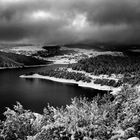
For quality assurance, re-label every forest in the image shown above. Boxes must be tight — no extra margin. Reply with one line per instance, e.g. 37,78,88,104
25,69,124,88
71,55,140,75
94,79,123,88
26,68,92,83
70,55,140,86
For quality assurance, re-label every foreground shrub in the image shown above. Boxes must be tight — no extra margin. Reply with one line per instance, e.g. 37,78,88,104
0,103,38,140
0,86,140,140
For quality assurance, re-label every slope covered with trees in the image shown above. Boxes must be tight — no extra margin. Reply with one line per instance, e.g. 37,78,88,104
0,51,49,68
71,55,140,75
0,55,23,68
71,55,140,86
26,68,92,83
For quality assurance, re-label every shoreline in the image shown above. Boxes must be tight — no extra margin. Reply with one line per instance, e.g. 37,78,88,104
0,64,53,70
20,74,122,94
0,62,69,70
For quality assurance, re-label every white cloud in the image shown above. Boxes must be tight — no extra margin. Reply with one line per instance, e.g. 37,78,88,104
32,11,55,20
71,14,89,30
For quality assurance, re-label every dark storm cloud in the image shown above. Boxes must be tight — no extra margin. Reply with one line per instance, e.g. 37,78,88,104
0,0,140,44
86,0,140,25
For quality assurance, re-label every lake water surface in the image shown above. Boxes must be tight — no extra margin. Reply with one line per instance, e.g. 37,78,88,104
0,65,107,120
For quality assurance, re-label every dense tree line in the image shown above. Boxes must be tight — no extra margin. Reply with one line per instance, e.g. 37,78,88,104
71,55,140,75
94,79,123,88
70,55,140,85
33,45,61,58
26,69,92,83
25,70,124,87
123,75,140,86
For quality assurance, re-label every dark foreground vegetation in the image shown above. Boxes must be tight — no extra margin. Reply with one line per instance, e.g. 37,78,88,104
0,86,140,140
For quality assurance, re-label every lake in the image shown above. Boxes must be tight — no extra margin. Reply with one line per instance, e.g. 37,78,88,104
0,65,107,120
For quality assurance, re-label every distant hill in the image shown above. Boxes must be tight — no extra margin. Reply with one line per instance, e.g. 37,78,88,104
64,42,140,51
0,51,48,69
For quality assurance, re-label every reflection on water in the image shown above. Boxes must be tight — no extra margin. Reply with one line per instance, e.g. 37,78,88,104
0,66,107,120
24,78,35,83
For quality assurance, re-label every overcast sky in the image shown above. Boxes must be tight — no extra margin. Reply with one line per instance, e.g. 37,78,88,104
0,0,140,44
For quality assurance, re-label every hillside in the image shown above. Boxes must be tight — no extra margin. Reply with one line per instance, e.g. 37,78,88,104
0,55,23,68
69,55,140,87
0,51,49,69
